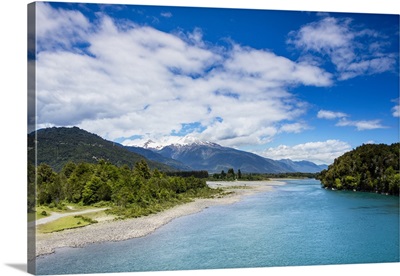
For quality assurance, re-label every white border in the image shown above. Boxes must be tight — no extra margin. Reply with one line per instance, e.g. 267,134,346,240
0,1,398,276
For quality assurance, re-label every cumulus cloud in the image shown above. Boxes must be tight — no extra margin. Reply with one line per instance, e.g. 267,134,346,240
36,2,91,52
35,2,333,148
288,16,397,80
262,140,352,165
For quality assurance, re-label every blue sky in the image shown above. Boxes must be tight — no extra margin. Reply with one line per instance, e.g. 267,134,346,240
33,2,399,164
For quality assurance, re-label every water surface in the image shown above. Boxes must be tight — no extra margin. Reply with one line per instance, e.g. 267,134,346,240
36,179,399,274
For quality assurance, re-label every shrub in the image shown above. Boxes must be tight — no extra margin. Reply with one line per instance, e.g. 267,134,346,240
74,215,98,224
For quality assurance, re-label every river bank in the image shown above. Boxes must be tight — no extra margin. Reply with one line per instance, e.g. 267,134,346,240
35,180,284,257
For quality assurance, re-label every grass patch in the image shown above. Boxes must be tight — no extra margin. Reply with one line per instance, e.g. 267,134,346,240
34,202,100,218
37,215,97,234
80,210,114,222
28,206,51,222
35,206,52,220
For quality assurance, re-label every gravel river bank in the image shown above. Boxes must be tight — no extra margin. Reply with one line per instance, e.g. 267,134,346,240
35,180,284,257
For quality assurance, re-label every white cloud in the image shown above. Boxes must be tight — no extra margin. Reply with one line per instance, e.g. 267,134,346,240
336,119,387,131
392,106,400,117
392,98,400,117
262,140,352,165
36,2,91,52
317,109,348,120
223,45,332,87
288,16,397,80
35,3,334,149
317,109,388,132
289,17,353,53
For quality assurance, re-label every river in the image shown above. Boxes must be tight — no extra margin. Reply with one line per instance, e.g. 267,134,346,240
36,179,399,274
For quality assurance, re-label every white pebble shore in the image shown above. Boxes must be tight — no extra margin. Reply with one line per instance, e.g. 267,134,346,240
35,181,283,257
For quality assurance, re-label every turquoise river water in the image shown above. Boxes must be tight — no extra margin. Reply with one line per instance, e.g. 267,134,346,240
36,179,399,274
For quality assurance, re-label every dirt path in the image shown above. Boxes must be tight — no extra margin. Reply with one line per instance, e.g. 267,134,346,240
35,207,109,226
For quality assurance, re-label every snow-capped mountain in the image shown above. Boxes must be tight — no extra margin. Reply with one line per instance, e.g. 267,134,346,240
125,135,327,173
143,141,327,173
139,136,215,150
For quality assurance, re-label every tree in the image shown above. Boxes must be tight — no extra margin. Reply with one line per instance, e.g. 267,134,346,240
153,168,162,178
237,169,242,179
64,162,93,203
36,164,60,205
344,175,358,190
334,178,342,190
82,175,102,205
227,168,235,180
134,160,151,179
111,165,138,207
61,161,76,179
220,170,226,179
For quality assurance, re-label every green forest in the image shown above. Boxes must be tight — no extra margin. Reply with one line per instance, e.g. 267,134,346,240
317,143,399,195
28,160,223,218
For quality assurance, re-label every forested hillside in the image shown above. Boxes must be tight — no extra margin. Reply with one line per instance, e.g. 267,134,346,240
317,143,399,195
125,145,191,171
28,127,174,172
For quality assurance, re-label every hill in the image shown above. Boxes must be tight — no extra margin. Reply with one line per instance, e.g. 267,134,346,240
317,143,399,195
124,146,191,171
28,127,175,172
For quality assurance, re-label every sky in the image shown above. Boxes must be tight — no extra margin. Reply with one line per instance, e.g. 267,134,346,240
32,1,399,165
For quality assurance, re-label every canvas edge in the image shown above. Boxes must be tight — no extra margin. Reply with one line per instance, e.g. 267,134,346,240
27,2,37,274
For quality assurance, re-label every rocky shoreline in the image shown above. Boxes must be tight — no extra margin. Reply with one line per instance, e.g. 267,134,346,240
35,180,284,257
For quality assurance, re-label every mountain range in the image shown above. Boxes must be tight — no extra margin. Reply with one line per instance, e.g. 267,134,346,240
28,127,327,173
133,140,327,173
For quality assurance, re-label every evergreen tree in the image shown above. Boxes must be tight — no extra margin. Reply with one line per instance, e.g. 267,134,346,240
237,169,242,179
220,170,226,179
134,160,151,179
227,168,235,180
